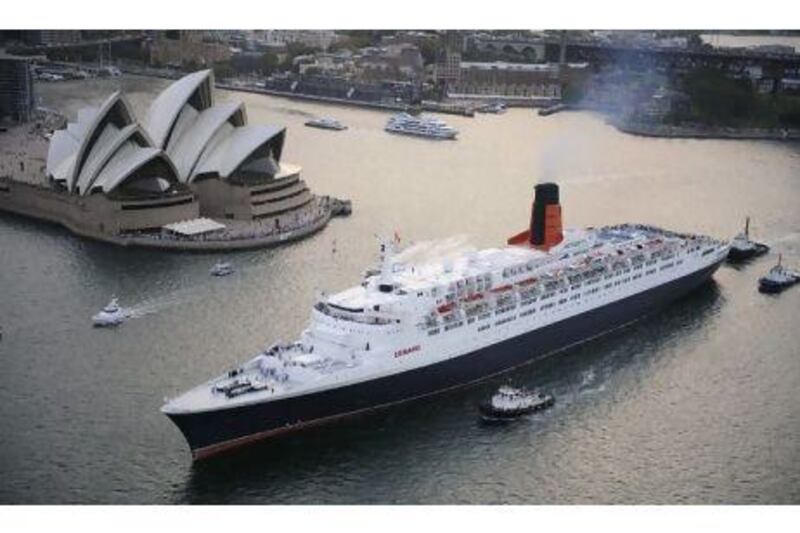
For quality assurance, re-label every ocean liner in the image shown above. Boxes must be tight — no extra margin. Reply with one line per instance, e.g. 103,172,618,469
162,183,729,459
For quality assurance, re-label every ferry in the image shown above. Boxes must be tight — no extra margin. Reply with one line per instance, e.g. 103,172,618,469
385,113,458,140
162,183,729,460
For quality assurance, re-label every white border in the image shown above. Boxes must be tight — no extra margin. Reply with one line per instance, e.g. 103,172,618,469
3,0,799,527
2,0,798,30
5,505,800,532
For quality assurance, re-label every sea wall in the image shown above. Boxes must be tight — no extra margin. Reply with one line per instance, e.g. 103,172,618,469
0,178,341,252
613,120,800,140
0,178,196,242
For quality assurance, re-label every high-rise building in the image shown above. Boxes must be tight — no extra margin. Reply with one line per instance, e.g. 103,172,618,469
0,55,35,124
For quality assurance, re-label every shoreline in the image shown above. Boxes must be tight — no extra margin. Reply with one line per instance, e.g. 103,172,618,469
612,120,800,140
117,67,488,116
0,178,349,253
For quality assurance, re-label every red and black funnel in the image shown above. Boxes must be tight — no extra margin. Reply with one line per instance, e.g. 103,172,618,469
508,182,564,251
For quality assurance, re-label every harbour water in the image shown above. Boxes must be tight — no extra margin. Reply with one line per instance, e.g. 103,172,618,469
1,76,799,503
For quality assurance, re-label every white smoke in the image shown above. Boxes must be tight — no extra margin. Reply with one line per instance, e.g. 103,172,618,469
394,234,476,267
538,128,594,184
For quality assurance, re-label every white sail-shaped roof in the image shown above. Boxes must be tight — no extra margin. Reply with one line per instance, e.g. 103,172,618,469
145,69,214,149
145,70,292,184
192,125,286,178
45,69,293,199
165,101,246,182
46,90,180,197
91,145,176,194
76,124,154,195
46,92,139,193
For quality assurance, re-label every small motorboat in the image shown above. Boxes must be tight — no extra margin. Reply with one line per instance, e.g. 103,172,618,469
304,117,347,131
210,262,234,277
758,255,799,293
728,217,769,262
479,385,555,421
92,297,128,327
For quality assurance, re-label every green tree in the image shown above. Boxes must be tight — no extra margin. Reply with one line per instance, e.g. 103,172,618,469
259,51,279,75
682,68,756,125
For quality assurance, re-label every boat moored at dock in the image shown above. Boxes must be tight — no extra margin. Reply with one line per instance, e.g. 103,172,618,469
162,182,729,460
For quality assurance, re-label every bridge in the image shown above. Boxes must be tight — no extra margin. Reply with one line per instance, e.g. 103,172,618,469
470,35,800,73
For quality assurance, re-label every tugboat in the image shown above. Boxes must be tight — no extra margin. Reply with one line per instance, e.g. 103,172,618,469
304,117,347,131
728,217,769,262
479,385,555,422
758,255,799,293
92,297,128,327
210,262,234,277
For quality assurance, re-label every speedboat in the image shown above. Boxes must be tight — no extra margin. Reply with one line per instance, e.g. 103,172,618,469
758,255,799,293
305,117,347,131
210,262,234,277
728,217,769,262
92,297,128,327
479,385,555,421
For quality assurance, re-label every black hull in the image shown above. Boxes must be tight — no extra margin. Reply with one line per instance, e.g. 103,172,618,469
727,243,769,262
479,398,555,420
758,278,796,293
167,259,724,460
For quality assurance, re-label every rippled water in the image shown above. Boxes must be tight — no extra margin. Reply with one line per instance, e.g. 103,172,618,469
1,76,799,503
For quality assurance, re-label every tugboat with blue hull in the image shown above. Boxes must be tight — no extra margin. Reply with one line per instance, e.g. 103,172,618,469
758,255,799,293
162,182,729,460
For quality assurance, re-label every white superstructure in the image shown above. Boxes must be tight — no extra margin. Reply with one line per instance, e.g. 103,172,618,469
164,224,729,415
385,113,458,139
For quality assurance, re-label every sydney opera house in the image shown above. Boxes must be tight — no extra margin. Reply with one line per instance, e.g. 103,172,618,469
1,66,335,249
